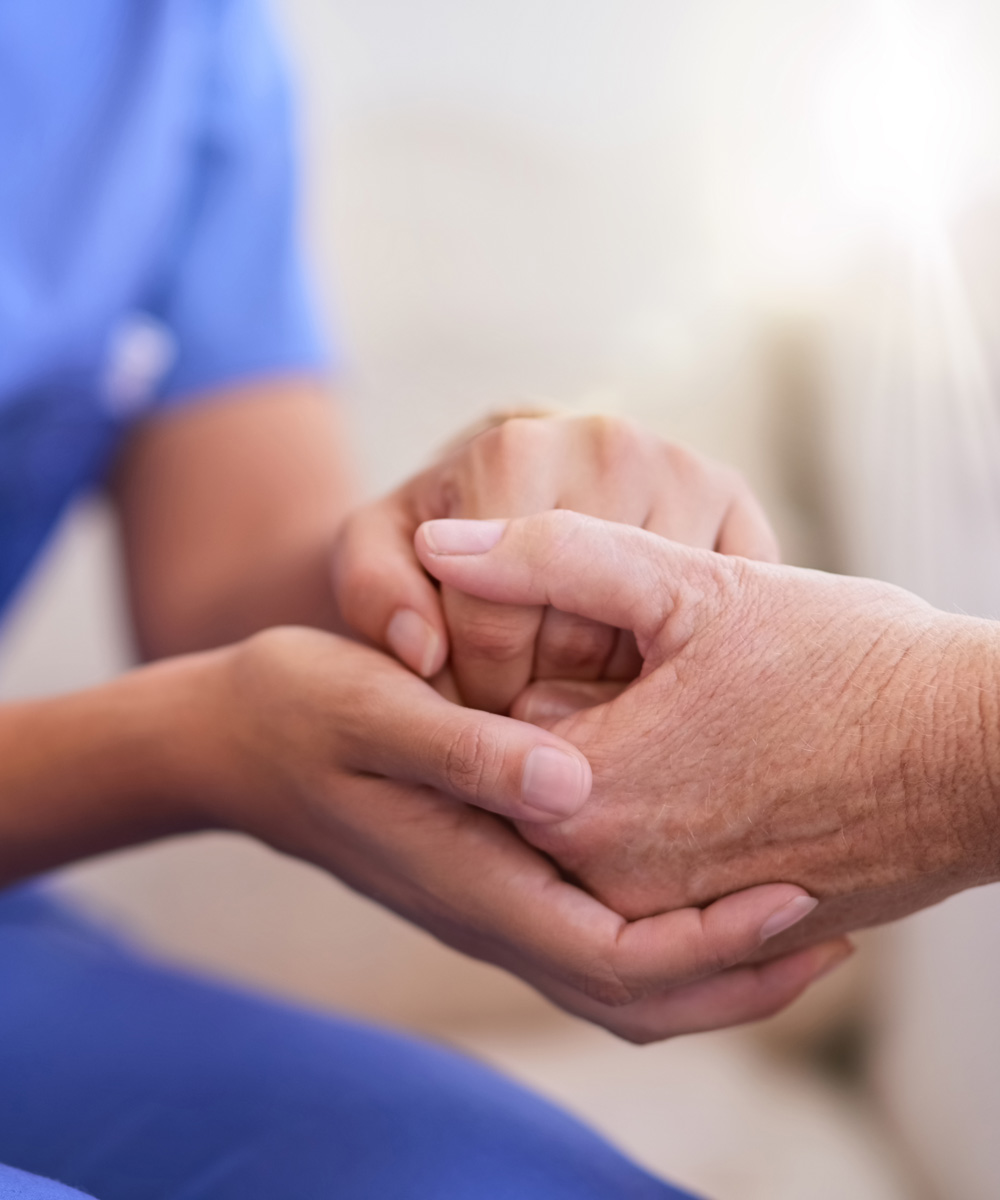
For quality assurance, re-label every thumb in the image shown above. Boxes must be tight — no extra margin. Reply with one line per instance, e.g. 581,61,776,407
415,511,714,647
365,677,594,824
332,498,449,678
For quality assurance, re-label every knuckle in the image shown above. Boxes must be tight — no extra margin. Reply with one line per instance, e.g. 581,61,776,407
238,625,303,671
711,554,753,614
584,978,634,1009
698,916,742,975
538,507,585,541
576,960,636,1009
455,611,530,664
662,441,710,485
440,722,500,801
485,417,549,465
679,906,732,975
231,626,333,709
583,415,644,470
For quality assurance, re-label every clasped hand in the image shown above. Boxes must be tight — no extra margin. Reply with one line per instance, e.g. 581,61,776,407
417,509,999,963
276,415,850,1042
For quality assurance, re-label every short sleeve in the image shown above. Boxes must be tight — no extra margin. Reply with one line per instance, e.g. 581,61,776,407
151,0,334,406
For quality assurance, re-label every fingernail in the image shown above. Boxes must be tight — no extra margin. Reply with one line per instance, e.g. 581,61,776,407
386,608,441,677
422,519,506,555
520,686,587,725
759,895,819,943
813,942,855,982
521,746,590,818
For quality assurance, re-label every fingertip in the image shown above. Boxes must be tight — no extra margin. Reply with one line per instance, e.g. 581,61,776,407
513,683,590,726
716,495,782,564
809,938,855,982
711,882,812,932
690,884,819,974
418,518,508,557
520,742,592,821
758,893,819,943
386,607,448,677
335,506,450,662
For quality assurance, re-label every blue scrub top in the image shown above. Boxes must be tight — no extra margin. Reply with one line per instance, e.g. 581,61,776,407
0,0,332,620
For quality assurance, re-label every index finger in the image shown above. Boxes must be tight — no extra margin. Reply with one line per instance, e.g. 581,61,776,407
442,585,544,714
332,492,450,677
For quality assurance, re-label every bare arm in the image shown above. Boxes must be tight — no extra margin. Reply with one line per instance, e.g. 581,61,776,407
110,376,357,659
2,377,359,879
0,658,208,885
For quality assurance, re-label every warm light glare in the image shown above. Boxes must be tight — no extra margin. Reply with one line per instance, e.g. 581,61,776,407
822,1,986,239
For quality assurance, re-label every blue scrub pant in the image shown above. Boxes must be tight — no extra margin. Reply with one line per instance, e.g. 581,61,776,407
0,886,700,1200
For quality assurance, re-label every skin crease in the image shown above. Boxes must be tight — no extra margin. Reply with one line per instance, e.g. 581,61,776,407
416,510,1000,961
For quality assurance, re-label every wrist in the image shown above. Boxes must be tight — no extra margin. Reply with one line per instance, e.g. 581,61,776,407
62,652,231,839
157,629,334,847
891,614,1000,892
139,643,273,837
0,652,225,885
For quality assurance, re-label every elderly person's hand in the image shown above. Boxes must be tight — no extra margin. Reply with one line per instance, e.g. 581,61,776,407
416,512,1000,957
331,414,778,713
161,628,845,1040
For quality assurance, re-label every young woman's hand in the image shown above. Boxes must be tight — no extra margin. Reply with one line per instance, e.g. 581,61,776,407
331,414,778,713
171,627,846,1041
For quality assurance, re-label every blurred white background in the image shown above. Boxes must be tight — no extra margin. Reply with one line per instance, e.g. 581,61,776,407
5,0,1000,1196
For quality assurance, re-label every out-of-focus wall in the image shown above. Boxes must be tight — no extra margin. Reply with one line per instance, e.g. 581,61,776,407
817,217,1000,1200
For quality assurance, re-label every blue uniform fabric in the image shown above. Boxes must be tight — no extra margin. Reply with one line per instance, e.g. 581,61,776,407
0,1165,93,1200
0,6,704,1197
0,0,329,619
0,887,699,1200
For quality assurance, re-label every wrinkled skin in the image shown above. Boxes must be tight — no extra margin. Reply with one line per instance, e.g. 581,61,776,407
417,511,1000,958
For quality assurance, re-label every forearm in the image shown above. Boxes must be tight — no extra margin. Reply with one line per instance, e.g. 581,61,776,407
0,656,219,887
113,379,358,659
157,532,349,655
